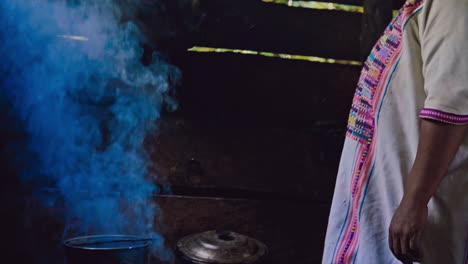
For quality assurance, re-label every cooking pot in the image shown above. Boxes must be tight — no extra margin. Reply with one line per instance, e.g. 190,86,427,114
177,230,267,264
64,235,150,264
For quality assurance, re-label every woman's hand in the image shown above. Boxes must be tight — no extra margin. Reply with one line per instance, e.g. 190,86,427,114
388,119,468,263
389,197,428,263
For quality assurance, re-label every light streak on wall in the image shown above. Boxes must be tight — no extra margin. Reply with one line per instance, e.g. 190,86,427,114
56,35,89,41
261,0,364,13
261,0,400,17
188,46,363,66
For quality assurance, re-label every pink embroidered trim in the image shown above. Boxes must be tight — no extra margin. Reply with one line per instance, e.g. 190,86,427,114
333,1,425,263
419,108,468,125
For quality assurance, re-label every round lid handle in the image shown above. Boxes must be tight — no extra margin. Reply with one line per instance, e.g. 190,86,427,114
177,230,267,264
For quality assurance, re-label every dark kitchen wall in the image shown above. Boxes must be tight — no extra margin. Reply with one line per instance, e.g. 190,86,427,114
149,0,362,200
0,100,65,264
141,0,405,263
0,0,405,263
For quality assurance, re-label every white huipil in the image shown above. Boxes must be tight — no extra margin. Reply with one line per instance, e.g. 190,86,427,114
322,0,468,263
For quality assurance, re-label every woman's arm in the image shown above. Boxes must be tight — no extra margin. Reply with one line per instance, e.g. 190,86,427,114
389,119,468,263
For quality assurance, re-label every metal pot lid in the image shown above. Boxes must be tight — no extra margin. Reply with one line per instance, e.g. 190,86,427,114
177,230,267,264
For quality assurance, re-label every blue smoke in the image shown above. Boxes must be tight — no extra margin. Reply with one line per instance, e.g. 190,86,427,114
0,0,179,260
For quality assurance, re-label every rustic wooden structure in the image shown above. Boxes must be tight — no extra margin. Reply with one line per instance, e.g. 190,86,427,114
143,0,408,263
361,0,402,59
1,0,409,263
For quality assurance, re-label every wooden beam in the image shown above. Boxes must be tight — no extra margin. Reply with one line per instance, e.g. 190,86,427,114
138,0,363,60
137,0,405,59
198,0,363,60
149,107,349,200
360,0,393,60
172,52,360,125
286,0,362,5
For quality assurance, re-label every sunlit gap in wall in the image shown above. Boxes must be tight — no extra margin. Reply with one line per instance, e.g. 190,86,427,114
261,0,400,16
262,0,363,12
58,37,363,66
56,35,89,41
188,46,363,66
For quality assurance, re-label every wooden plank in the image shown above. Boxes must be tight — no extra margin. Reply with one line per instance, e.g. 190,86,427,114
286,0,362,5
135,0,405,60
361,0,394,59
172,52,360,125
148,115,347,200
251,0,406,11
138,0,363,61
258,0,406,9
146,51,362,198
196,0,362,60
154,196,331,264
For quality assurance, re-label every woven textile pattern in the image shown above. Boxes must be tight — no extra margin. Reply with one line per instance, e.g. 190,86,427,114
346,0,422,144
333,1,425,263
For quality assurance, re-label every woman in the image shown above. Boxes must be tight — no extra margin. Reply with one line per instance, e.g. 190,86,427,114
322,0,468,263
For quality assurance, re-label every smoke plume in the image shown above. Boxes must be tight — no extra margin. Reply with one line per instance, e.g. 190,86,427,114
0,0,179,260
